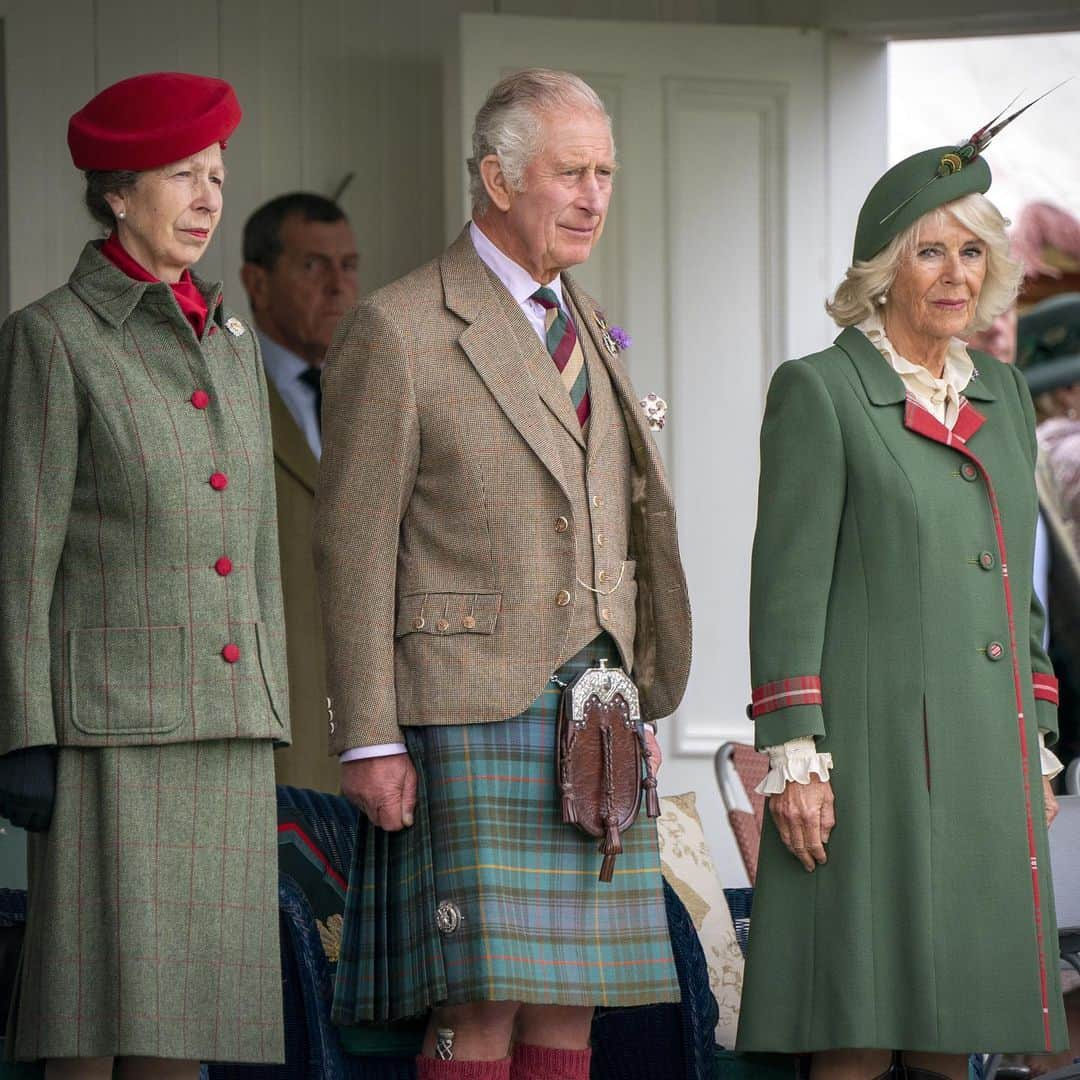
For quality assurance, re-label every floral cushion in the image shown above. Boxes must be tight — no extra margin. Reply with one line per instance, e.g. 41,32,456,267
657,791,745,1048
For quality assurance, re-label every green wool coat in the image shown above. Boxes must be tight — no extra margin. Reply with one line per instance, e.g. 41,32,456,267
0,241,290,1061
737,326,1068,1055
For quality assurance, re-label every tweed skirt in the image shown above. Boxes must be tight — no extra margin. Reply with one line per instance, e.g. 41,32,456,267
10,740,283,1063
331,634,679,1023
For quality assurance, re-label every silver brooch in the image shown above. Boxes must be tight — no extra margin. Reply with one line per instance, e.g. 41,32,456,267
225,316,246,337
435,900,461,935
640,393,668,431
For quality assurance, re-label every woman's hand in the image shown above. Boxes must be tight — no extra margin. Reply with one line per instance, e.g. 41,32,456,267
769,776,835,872
1043,775,1059,828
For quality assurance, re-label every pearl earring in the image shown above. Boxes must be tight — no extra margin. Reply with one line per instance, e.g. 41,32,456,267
876,293,888,305
117,210,126,220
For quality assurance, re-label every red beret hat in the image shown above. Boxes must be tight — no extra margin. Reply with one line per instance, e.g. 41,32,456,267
68,71,241,171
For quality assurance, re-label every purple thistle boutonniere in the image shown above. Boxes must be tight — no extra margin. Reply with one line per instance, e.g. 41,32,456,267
609,325,632,351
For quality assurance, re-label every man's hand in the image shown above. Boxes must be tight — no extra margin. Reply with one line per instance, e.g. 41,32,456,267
768,776,835,872
644,727,662,772
1043,775,1059,829
342,753,418,832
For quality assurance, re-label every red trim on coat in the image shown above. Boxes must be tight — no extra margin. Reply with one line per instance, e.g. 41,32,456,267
1032,673,1060,706
751,676,823,718
903,395,1053,1050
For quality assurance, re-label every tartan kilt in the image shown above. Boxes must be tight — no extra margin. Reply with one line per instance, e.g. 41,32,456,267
9,739,283,1063
331,634,679,1023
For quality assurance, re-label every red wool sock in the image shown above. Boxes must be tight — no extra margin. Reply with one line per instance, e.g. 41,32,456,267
415,1056,512,1079
511,1043,592,1080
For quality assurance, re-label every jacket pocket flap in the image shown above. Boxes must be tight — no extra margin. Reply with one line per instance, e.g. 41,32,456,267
68,625,187,736
395,593,501,637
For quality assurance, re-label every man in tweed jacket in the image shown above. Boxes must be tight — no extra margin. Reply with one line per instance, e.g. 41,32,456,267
315,69,691,1080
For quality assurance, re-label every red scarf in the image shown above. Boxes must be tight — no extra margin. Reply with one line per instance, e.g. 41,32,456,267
101,232,211,338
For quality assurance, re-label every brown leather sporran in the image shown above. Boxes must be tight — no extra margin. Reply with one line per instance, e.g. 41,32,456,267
557,660,661,882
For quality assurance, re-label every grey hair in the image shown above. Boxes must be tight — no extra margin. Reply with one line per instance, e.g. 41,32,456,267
467,68,613,213
826,192,1023,333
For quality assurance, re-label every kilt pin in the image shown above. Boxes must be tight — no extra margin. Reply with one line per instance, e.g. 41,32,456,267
0,242,290,1062
314,226,693,1020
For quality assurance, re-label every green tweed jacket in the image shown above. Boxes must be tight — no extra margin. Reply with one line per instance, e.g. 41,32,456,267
0,241,290,752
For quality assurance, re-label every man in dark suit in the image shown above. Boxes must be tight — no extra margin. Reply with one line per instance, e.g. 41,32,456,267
241,193,359,791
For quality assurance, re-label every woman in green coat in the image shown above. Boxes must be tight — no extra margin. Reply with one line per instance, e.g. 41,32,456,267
0,74,290,1077
736,143,1069,1077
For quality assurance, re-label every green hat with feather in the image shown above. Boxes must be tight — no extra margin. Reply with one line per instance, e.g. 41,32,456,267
852,85,1063,264
852,146,991,263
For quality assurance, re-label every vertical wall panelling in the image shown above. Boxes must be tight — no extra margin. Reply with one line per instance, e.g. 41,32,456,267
0,19,9,319
221,0,305,317
3,3,95,311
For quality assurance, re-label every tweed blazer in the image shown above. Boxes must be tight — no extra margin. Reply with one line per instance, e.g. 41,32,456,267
314,227,692,751
0,242,290,753
264,376,337,791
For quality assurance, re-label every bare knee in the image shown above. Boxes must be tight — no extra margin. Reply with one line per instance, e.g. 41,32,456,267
515,1004,594,1050
422,1000,520,1060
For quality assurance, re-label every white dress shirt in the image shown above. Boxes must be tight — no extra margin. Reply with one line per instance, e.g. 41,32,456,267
757,315,1062,793
258,331,323,460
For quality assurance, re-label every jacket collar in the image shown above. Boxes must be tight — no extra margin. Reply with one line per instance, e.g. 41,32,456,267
836,323,997,405
67,240,224,332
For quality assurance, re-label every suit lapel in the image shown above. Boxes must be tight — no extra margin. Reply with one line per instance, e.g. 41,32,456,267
443,228,571,496
266,377,318,493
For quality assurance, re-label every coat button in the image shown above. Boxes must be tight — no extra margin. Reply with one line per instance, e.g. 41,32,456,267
601,607,612,620
596,534,607,547
592,495,604,508
190,390,210,409
462,615,477,630
555,589,571,607
978,550,996,571
960,462,978,482
222,643,241,663
554,515,569,533
986,641,1005,661
413,616,426,630
214,556,233,576
598,569,609,583
210,471,228,491
435,618,450,633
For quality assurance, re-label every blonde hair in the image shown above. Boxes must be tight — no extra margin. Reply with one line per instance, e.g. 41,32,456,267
826,192,1022,333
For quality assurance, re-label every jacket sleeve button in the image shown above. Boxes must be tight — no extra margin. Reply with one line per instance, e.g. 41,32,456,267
555,589,571,607
554,516,569,533
462,616,477,629
435,618,450,633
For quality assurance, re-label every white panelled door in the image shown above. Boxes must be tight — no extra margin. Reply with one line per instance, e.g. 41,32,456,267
448,13,884,881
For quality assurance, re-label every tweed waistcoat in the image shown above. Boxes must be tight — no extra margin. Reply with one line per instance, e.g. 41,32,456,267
0,242,290,753
533,289,636,667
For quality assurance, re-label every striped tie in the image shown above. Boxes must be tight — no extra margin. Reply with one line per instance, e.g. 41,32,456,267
532,286,590,431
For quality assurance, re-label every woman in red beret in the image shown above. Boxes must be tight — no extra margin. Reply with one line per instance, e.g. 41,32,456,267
0,72,290,1077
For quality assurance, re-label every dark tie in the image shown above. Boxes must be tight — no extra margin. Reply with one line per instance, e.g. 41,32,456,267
299,366,323,431
531,286,590,430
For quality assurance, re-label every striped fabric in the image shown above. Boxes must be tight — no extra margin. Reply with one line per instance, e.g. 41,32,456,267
1032,673,1060,705
750,676,823,718
532,285,591,430
331,634,679,1023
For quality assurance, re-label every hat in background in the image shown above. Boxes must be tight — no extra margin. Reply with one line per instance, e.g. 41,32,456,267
1016,292,1080,395
68,71,241,172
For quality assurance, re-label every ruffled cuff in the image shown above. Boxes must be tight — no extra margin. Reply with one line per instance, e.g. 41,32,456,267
754,735,834,795
1039,729,1064,780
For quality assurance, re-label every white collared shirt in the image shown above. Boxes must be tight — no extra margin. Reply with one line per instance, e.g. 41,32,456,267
857,311,974,430
257,331,322,460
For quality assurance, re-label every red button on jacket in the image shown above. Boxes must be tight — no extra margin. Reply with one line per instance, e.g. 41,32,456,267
209,471,228,491
221,643,240,663
190,390,210,409
214,556,233,577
